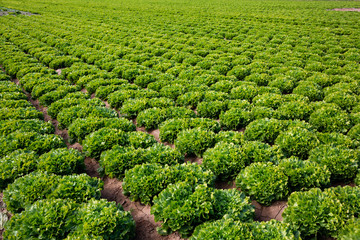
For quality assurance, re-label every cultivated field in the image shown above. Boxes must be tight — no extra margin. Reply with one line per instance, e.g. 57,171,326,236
0,0,359,239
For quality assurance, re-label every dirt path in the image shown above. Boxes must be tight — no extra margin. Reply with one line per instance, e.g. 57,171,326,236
331,8,360,12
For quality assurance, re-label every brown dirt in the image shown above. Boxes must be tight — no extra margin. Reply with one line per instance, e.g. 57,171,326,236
103,100,111,108
214,180,236,189
69,142,83,152
0,193,11,240
0,10,38,16
81,88,88,94
254,200,287,221
149,129,161,142
0,193,4,240
84,157,100,178
184,156,203,164
331,8,360,12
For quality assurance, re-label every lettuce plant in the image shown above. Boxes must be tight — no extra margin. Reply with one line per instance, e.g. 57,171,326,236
190,219,300,240
220,108,251,130
202,142,246,180
278,157,331,191
0,119,54,135
68,117,135,144
175,128,216,157
122,162,214,205
244,118,285,144
309,106,352,133
0,150,37,190
37,148,85,175
99,144,183,179
308,144,359,181
235,162,289,206
82,128,129,159
3,172,103,213
275,126,320,159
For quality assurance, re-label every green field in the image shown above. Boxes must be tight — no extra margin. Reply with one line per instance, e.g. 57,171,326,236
0,0,360,239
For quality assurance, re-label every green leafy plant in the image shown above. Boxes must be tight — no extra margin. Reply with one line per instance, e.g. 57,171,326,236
57,105,118,129
151,183,216,236
151,182,254,237
175,128,216,157
241,140,283,164
3,172,103,213
235,162,289,205
220,108,251,130
39,85,79,106
0,150,37,190
159,118,220,143
0,131,66,157
268,76,295,94
278,157,331,191
137,106,195,130
0,119,54,135
190,219,300,240
122,162,214,205
85,78,128,94
317,132,357,149
250,106,275,120
128,131,157,148
310,106,352,134
202,142,246,180
70,199,135,240
0,107,43,121
308,144,359,181
82,128,129,159
275,126,320,159
3,199,78,240
37,148,85,175
324,91,358,112
292,81,323,101
47,97,101,119
99,144,183,179
348,124,360,141
68,117,135,144
275,100,314,121
244,118,285,144
283,186,360,238
0,99,31,109
177,91,204,109
120,98,149,118
337,218,360,240
252,93,284,109
230,84,258,102
215,131,244,145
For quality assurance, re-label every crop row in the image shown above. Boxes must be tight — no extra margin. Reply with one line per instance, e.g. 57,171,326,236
0,68,136,239
1,18,360,238
0,33,298,239
1,0,360,238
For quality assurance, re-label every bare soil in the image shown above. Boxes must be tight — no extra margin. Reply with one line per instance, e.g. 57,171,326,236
331,8,360,12
0,193,11,240
0,10,38,16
